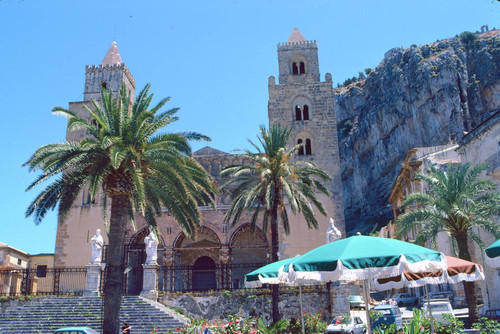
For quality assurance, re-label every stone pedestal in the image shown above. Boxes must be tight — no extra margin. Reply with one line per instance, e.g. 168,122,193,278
10,272,22,296
330,282,350,317
30,276,39,295
140,263,159,300
84,263,102,296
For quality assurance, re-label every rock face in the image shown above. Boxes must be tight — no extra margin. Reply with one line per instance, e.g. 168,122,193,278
335,30,500,233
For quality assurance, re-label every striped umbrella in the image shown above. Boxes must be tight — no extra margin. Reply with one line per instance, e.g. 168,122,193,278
372,255,484,290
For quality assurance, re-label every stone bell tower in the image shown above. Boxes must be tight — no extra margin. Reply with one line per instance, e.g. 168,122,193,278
268,28,345,257
54,42,136,267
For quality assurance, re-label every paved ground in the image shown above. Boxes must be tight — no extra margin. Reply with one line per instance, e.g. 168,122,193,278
350,306,469,325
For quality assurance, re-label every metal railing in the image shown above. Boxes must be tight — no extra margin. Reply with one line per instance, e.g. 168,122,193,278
0,267,87,296
158,262,266,292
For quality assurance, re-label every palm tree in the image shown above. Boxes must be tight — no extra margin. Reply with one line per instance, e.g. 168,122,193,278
395,162,500,324
24,84,217,334
221,124,332,322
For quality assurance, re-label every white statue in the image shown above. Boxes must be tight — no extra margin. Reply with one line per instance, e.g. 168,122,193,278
326,217,342,243
144,228,159,265
90,229,104,264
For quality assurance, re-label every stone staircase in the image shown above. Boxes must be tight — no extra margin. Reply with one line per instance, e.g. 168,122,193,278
0,296,187,334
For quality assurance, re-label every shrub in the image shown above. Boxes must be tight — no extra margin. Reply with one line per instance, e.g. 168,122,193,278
472,317,500,334
459,31,477,45
303,312,327,334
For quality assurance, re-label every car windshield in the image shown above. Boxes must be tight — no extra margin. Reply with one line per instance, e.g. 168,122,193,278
377,309,395,315
331,316,352,325
350,296,363,301
430,304,451,312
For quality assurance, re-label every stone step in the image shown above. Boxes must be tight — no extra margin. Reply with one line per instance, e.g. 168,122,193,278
0,296,186,334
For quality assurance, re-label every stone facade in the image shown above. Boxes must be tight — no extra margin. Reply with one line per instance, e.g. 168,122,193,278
54,30,346,301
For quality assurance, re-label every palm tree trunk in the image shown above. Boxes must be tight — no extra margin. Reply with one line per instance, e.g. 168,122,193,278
455,232,479,325
103,195,130,334
270,194,280,323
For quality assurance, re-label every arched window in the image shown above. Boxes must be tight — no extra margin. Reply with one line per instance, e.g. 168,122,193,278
297,139,304,155
101,82,107,90
292,62,299,75
299,62,305,74
303,105,309,120
295,105,302,121
305,139,312,155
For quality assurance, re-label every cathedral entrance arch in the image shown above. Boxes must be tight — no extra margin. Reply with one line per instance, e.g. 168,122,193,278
230,223,268,289
192,256,217,291
172,225,221,291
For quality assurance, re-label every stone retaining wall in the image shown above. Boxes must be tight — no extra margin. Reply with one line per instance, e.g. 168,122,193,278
159,284,350,322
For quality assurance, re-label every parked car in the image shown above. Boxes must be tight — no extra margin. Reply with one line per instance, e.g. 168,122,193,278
419,293,451,306
326,316,366,334
349,295,367,310
485,309,500,321
53,328,99,334
391,293,418,306
422,300,455,321
371,304,403,329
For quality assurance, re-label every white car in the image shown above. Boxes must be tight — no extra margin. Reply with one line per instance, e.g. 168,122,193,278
423,300,455,321
391,293,418,306
326,316,366,334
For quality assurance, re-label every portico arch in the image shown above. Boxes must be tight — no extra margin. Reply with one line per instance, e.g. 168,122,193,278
229,223,269,288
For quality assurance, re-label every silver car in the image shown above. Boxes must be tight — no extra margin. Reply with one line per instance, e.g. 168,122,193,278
326,316,366,334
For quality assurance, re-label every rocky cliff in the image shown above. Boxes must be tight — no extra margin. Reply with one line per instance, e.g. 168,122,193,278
335,30,500,233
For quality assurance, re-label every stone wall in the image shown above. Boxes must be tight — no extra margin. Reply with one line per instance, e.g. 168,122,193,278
159,285,350,322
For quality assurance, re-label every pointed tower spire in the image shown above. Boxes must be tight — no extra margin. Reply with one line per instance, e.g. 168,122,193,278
101,41,122,66
287,28,307,44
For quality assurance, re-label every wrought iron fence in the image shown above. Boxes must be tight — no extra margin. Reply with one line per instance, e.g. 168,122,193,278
159,262,266,292
0,262,268,296
0,267,87,296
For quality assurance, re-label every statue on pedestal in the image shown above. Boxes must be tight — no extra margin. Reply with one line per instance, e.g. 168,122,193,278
326,217,342,243
90,229,104,264
144,228,159,265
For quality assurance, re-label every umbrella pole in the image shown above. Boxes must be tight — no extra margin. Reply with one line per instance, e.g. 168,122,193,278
362,279,372,334
299,284,305,334
425,284,434,334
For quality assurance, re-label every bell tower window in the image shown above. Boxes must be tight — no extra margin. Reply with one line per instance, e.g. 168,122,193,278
295,105,302,121
303,105,309,120
299,62,305,74
292,62,299,75
294,104,310,121
297,139,304,155
305,139,312,155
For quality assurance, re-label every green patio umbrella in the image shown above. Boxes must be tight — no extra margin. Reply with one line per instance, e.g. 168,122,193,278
282,235,447,334
485,239,500,269
244,257,296,288
284,235,446,282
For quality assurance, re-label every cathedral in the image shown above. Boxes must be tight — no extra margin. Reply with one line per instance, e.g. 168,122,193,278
55,28,345,293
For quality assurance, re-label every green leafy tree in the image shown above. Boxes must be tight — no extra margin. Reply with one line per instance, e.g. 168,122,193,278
395,163,500,324
24,84,216,334
221,124,331,322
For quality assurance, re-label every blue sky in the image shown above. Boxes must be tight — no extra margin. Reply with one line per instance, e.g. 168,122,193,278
1,0,498,255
